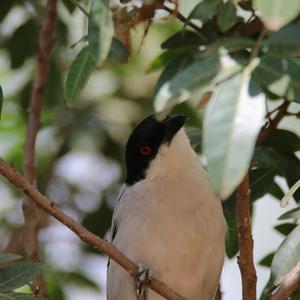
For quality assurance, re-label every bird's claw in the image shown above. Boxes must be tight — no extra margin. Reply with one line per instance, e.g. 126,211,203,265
135,263,153,297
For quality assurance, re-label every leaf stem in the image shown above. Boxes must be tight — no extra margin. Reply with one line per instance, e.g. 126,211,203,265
250,28,267,61
281,179,300,208
69,0,90,17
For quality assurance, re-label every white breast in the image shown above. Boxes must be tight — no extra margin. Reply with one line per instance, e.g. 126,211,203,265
107,130,226,300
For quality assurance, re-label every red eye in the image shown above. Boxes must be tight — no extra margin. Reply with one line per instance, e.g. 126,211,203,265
140,146,152,156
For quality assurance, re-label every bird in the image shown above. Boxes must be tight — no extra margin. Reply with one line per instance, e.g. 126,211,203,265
107,114,226,300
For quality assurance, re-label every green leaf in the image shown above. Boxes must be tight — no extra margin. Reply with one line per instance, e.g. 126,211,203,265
161,31,205,49
253,58,300,102
254,0,300,31
279,207,300,220
0,293,43,300
264,25,300,57
0,254,21,265
269,181,285,200
279,155,300,201
217,1,237,32
264,129,300,154
65,46,94,101
203,72,265,199
252,147,281,169
107,37,128,64
154,55,220,113
275,223,297,235
7,20,37,69
259,252,275,267
250,169,277,201
88,0,113,65
146,50,184,73
0,85,3,121
188,0,219,23
210,37,255,53
154,53,194,94
0,263,41,292
270,224,300,288
224,210,239,258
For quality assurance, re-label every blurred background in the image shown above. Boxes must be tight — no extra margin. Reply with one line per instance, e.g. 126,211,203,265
1,1,300,299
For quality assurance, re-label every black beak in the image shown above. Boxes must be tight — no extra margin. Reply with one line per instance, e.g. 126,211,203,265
163,114,187,143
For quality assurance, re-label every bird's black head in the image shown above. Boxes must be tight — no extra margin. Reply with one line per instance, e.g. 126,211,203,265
125,114,187,185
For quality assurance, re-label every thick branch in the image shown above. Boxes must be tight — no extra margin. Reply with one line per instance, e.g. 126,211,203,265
0,158,186,300
23,0,57,296
268,261,300,300
236,173,257,300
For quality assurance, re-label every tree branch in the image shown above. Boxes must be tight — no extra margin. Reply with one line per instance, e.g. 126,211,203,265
268,260,300,300
23,0,57,296
236,173,257,300
257,100,290,144
0,157,186,300
163,6,207,41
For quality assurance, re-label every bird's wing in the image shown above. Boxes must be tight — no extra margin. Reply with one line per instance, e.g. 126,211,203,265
110,184,127,242
107,185,127,268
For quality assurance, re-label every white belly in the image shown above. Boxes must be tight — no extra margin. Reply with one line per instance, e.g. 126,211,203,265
107,175,226,300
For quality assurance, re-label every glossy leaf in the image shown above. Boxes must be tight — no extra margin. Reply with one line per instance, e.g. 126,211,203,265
0,293,43,300
0,263,41,292
270,224,300,287
188,0,219,23
250,169,277,201
88,0,113,64
265,25,300,57
264,129,300,153
254,0,300,31
7,20,37,69
161,31,205,49
275,223,297,235
154,53,194,93
253,58,300,102
0,253,21,265
203,72,265,199
146,50,184,73
209,37,255,53
65,46,94,101
217,1,237,32
279,206,300,220
259,252,275,267
279,155,300,202
154,55,220,113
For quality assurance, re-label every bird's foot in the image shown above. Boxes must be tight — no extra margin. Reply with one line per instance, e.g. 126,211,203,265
135,263,153,297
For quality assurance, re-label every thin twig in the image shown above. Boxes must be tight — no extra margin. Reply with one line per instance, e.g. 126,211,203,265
0,158,186,300
163,6,207,40
236,173,257,300
23,0,58,296
68,0,90,17
250,28,267,61
257,100,289,144
268,260,300,300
